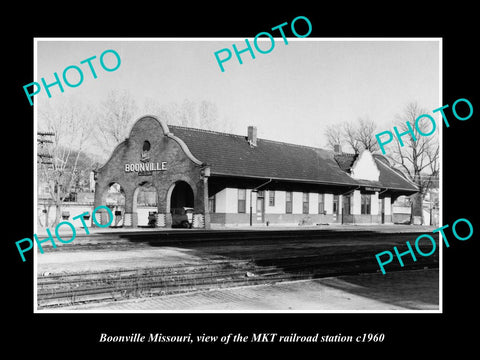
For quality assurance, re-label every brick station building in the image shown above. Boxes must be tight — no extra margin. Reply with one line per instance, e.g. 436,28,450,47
92,115,418,228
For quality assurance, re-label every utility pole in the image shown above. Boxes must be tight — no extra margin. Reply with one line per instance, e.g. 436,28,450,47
37,131,55,227
37,131,54,165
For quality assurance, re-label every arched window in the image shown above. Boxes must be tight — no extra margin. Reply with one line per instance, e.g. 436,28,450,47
143,140,151,151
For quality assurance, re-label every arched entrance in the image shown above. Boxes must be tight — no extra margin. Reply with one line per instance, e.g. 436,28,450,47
133,182,158,227
167,181,195,228
92,116,210,229
106,182,125,227
170,181,194,209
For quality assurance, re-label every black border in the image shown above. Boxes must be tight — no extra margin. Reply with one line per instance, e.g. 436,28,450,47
7,5,479,355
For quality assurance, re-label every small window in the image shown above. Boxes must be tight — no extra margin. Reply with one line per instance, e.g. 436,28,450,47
285,191,292,214
333,195,339,214
318,193,325,214
208,195,215,213
361,194,371,215
143,140,151,151
238,189,246,213
302,192,309,214
269,191,275,206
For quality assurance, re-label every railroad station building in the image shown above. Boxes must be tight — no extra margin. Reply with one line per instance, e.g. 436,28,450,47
92,115,418,228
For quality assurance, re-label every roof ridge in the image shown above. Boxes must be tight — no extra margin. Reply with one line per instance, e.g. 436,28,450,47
168,124,244,139
168,124,334,152
334,151,358,157
258,137,328,151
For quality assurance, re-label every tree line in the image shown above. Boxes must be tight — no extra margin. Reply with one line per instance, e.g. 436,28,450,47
37,90,230,227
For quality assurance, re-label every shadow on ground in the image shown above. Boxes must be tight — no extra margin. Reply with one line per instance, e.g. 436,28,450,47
118,229,439,278
317,269,439,310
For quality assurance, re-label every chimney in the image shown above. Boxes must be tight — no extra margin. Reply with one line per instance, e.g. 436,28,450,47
247,126,257,147
334,144,342,154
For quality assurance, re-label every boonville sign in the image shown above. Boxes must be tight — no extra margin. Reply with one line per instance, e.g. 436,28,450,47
124,162,167,173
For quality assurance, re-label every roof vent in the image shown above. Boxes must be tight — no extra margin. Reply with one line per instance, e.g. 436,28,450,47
247,126,257,147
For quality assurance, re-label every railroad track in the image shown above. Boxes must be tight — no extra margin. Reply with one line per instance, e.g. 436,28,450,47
37,260,297,307
37,229,439,308
36,228,426,252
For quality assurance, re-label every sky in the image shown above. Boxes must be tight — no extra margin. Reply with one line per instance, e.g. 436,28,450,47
36,38,440,151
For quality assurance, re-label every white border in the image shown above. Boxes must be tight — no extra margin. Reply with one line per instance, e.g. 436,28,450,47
33,42,38,312
33,37,443,314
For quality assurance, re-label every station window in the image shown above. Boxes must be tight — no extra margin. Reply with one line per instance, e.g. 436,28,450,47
238,189,246,213
269,191,275,206
333,195,339,214
285,191,292,214
208,195,216,213
361,194,371,214
318,193,325,214
343,194,351,215
302,192,309,214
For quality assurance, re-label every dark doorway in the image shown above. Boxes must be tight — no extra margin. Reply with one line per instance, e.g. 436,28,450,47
256,191,265,223
379,197,385,224
342,194,352,224
170,181,194,209
333,195,340,223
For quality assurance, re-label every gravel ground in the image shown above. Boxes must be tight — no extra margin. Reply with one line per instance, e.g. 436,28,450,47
36,226,440,312
58,268,439,312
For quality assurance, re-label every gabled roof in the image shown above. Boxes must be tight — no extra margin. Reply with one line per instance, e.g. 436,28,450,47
375,157,418,192
168,125,418,193
333,152,358,173
334,151,418,192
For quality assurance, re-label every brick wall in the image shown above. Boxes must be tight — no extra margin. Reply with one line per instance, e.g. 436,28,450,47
93,116,208,228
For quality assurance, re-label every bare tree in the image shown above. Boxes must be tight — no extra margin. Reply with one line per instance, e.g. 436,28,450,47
198,100,220,130
38,99,95,227
324,124,342,150
356,117,379,152
387,102,439,224
95,89,139,154
142,98,231,132
342,121,361,154
324,117,379,153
